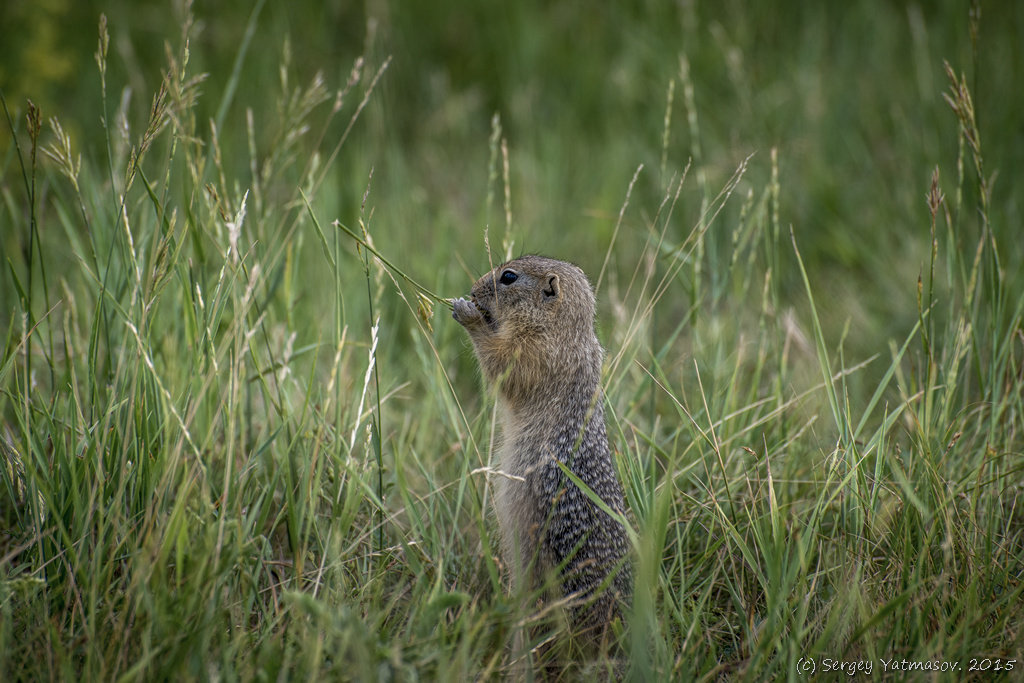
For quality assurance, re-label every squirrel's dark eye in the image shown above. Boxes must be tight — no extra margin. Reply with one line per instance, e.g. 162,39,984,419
499,270,518,286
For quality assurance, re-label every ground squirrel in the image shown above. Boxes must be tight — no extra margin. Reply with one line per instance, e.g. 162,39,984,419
452,255,632,641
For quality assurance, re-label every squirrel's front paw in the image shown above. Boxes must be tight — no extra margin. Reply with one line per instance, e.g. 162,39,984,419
452,297,482,326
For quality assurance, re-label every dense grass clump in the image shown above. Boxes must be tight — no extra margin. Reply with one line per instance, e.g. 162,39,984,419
2,1,1022,680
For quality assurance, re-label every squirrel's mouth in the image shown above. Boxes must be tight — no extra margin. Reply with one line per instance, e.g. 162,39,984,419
474,299,497,330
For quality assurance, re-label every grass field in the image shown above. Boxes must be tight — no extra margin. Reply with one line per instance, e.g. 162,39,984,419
2,1,1023,679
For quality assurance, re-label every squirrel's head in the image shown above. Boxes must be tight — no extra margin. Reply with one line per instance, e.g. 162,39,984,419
452,255,600,396
454,255,594,337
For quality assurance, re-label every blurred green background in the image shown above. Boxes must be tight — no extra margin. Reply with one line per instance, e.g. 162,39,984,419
2,0,1022,382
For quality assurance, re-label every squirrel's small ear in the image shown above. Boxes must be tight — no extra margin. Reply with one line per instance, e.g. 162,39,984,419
543,273,560,300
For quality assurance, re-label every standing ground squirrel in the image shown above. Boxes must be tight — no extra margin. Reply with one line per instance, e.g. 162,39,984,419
452,255,632,641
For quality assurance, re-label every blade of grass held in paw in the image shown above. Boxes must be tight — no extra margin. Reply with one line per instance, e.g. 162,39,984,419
331,216,454,310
